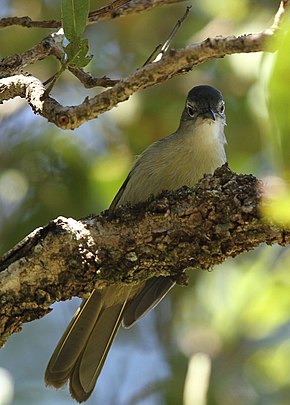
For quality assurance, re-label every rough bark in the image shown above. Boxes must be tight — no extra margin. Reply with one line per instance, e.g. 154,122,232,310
0,165,289,348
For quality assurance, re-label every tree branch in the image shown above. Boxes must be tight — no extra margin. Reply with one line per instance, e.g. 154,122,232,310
0,0,184,29
0,0,287,129
0,35,62,78
0,30,276,129
0,165,289,348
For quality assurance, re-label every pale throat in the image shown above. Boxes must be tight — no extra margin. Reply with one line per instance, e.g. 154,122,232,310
186,118,227,176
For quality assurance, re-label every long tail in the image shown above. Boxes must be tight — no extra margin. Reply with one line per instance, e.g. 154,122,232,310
45,289,128,403
45,278,174,402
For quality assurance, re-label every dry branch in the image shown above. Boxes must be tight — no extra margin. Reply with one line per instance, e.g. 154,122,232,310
0,30,275,129
0,0,184,29
0,165,289,348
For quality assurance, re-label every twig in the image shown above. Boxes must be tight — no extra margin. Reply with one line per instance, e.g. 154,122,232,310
43,65,66,96
143,5,191,65
0,35,63,78
0,0,185,29
43,74,57,86
142,43,162,66
0,33,118,88
271,0,289,30
68,67,119,88
152,5,191,63
89,0,133,18
0,16,59,29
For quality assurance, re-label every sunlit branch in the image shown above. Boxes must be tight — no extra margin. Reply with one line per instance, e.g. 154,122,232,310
0,165,289,347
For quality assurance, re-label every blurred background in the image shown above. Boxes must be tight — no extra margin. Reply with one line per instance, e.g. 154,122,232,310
1,1,290,404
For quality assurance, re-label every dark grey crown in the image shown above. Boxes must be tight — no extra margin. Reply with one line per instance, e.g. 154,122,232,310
187,85,223,106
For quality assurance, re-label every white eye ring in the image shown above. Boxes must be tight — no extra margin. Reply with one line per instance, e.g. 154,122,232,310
220,102,225,114
187,103,195,117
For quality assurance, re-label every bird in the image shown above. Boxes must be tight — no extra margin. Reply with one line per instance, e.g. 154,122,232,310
45,85,227,402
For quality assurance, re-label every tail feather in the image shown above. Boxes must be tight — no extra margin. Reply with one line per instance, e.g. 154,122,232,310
123,277,175,328
45,289,129,402
70,301,127,402
45,279,175,402
45,290,103,388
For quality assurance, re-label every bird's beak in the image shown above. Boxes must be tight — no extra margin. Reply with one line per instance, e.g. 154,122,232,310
200,109,216,121
209,109,216,121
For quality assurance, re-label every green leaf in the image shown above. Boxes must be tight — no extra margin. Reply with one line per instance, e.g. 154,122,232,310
61,0,90,42
64,39,92,68
74,39,92,67
268,18,290,177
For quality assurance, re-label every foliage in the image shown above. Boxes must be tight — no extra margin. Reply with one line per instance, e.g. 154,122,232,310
263,17,290,225
61,0,91,68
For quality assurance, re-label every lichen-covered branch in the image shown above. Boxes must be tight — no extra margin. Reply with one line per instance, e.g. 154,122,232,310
0,165,289,348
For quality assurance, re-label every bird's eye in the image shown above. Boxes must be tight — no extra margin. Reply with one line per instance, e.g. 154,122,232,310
219,102,225,114
187,103,195,117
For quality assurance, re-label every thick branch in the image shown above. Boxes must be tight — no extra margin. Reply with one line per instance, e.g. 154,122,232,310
0,30,275,129
0,165,289,347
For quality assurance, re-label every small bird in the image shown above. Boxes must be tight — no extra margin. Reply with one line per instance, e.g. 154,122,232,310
45,85,227,402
